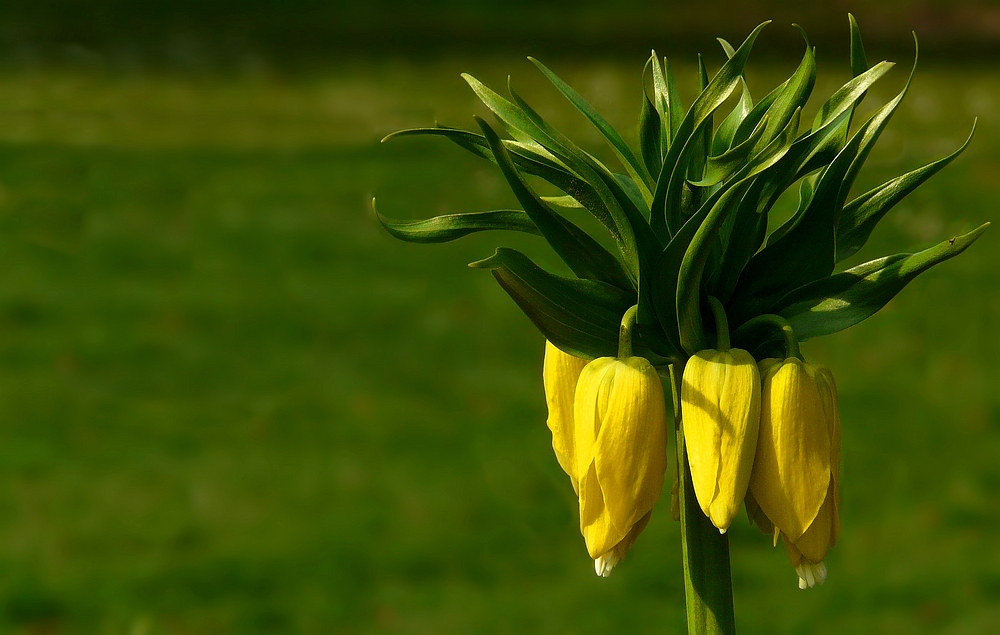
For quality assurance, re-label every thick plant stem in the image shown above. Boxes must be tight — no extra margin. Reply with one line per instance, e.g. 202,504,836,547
670,364,737,635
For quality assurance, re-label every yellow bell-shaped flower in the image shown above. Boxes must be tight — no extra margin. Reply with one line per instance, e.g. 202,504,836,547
573,355,668,576
542,341,589,494
748,357,841,589
681,348,761,532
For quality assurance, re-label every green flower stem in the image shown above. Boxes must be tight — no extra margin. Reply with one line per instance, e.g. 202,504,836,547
707,297,731,351
669,364,737,635
618,304,639,359
731,314,800,359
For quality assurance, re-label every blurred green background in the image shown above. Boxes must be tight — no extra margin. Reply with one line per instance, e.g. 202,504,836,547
0,1,998,633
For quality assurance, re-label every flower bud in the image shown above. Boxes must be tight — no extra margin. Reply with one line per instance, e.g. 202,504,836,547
748,357,841,588
681,348,761,532
542,341,589,494
574,355,668,575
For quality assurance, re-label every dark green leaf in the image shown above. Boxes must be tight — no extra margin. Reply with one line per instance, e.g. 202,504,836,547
677,179,754,353
638,58,663,180
530,57,653,201
696,115,769,187
687,55,713,183
765,171,818,247
728,52,916,323
730,29,813,151
505,83,662,274
650,21,769,239
469,247,637,360
382,126,612,222
372,200,539,243
773,223,989,339
849,13,869,77
712,39,752,155
476,116,634,290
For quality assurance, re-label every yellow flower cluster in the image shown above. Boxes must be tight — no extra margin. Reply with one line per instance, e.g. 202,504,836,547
543,336,840,588
682,348,841,589
543,341,667,577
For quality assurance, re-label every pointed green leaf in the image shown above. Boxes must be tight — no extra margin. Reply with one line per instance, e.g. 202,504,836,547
849,13,869,77
664,58,685,149
766,171,818,247
530,57,653,201
677,179,755,353
811,61,893,132
712,40,752,155
476,116,633,290
696,114,769,187
650,21,770,239
384,125,622,245
469,247,637,360
541,195,585,210
729,49,917,322
506,83,662,272
687,54,714,183
650,53,671,151
773,224,989,339
731,30,813,151
463,74,648,274
837,122,975,262
638,58,663,180
373,199,539,243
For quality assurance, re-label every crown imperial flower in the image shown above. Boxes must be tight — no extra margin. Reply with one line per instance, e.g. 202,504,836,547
748,357,841,589
573,354,668,576
682,347,761,532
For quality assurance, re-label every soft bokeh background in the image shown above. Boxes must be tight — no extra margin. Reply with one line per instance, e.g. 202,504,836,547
0,1,998,633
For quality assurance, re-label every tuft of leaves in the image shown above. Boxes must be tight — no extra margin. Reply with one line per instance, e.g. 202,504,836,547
376,16,987,363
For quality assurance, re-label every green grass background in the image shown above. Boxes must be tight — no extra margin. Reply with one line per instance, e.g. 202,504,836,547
0,48,997,634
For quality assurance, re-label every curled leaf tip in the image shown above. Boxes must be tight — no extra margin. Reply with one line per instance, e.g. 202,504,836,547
792,23,810,46
468,249,502,269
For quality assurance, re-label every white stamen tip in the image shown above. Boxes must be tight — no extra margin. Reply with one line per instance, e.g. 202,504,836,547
594,553,618,577
719,527,727,535
794,562,828,589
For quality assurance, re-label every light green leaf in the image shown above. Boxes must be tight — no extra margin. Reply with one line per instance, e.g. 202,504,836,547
837,122,975,262
773,224,989,339
373,200,539,243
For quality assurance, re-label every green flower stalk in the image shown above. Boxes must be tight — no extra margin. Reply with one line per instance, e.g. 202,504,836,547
376,12,987,634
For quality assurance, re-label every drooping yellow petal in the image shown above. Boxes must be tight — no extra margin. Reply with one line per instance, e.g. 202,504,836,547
543,341,589,493
815,366,842,546
749,357,832,541
578,459,615,558
744,489,774,537
681,348,761,531
573,356,667,562
790,482,835,564
592,356,668,535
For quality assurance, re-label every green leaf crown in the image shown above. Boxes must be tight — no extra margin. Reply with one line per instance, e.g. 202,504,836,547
375,16,988,364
